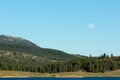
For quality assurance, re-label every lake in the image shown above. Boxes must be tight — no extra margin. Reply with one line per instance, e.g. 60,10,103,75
0,77,120,80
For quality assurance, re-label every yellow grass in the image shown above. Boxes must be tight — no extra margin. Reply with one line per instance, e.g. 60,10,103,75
0,70,120,78
0,70,51,78
54,70,120,78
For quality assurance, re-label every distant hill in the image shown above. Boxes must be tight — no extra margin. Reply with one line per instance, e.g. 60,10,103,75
0,35,79,72
0,35,119,73
0,35,77,61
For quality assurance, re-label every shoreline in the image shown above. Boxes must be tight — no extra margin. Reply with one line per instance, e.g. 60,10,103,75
0,76,120,78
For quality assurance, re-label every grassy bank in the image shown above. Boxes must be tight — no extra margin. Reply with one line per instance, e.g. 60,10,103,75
0,70,120,78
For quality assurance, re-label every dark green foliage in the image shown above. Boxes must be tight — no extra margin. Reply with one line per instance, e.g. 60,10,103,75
0,52,119,73
42,55,120,73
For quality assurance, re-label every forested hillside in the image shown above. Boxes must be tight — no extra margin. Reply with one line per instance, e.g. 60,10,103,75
0,35,119,73
0,35,76,60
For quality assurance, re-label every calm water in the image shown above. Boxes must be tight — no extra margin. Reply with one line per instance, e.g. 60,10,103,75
0,78,120,80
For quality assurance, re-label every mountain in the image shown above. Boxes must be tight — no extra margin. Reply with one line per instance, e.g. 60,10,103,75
0,35,119,73
0,35,77,61
0,35,78,72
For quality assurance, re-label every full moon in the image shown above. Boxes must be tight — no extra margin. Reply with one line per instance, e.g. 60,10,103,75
88,22,94,29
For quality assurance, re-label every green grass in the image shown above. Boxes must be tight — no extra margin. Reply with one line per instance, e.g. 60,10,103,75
0,70,120,78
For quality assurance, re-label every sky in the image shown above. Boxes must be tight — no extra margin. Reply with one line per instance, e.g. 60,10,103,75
0,0,120,56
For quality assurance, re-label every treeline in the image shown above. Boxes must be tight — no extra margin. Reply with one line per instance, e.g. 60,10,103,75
0,53,120,73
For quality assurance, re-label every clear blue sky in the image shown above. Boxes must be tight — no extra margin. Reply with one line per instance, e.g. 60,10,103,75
0,0,120,56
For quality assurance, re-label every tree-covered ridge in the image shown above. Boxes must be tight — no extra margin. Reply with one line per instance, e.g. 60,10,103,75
0,35,119,73
0,35,77,60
